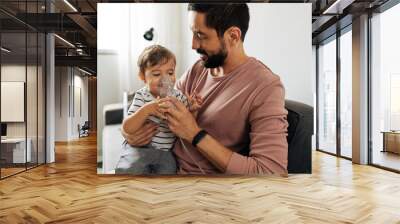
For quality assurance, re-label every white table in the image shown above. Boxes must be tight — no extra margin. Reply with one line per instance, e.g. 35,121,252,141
1,138,32,163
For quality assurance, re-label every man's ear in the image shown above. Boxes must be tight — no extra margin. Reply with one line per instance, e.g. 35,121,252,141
226,27,242,46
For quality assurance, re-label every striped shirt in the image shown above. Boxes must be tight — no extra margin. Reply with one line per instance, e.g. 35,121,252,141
128,86,188,151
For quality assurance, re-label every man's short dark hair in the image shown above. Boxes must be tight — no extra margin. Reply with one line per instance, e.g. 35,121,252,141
188,3,250,42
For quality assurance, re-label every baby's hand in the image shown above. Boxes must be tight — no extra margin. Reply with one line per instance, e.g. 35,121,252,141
143,97,166,119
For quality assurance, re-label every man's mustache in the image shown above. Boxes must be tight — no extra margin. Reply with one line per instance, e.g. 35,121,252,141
196,49,207,56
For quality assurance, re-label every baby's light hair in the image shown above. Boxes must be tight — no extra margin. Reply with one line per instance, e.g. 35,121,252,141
137,45,176,77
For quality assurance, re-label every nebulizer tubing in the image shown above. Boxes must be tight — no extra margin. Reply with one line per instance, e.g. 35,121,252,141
158,75,206,174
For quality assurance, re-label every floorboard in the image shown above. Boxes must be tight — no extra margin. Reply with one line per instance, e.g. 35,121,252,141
1,134,400,223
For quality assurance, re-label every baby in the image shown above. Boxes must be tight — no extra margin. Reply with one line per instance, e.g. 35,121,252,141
115,45,201,175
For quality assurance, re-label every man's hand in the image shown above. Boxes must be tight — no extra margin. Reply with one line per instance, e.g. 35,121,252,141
159,96,201,142
160,96,233,173
121,122,159,146
187,92,203,115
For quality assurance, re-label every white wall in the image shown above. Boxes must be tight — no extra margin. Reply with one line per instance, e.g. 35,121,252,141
55,67,68,141
180,3,198,76
54,67,89,141
98,3,184,92
244,4,312,105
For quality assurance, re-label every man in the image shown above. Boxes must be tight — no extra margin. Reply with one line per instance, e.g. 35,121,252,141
123,3,288,174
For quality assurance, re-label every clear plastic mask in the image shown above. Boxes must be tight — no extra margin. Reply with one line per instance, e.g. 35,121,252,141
158,75,174,98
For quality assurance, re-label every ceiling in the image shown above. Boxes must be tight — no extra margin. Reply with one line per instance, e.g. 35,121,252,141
0,0,393,75
0,0,99,74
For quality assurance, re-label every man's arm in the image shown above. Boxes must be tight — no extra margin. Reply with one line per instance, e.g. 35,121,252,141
223,78,288,174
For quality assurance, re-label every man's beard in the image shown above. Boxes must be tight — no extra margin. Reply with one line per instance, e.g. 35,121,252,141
196,42,227,68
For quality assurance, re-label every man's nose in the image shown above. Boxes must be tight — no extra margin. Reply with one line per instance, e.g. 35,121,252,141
192,36,200,50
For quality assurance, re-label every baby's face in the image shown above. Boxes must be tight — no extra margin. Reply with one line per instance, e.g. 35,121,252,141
143,58,176,98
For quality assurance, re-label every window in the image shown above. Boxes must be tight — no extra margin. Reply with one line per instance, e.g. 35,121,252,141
340,29,352,158
318,37,337,155
317,25,353,159
370,2,400,171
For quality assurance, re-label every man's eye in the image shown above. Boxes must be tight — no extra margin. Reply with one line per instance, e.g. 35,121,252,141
152,73,160,76
168,72,174,75
196,33,205,40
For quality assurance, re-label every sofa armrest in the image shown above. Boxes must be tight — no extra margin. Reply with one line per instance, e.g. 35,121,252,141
103,103,124,126
102,124,124,174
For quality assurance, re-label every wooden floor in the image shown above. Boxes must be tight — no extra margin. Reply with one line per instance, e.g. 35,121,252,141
1,135,400,223
1,167,26,178
1,163,45,178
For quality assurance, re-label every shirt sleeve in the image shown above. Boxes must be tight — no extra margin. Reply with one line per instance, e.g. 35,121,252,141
224,78,289,175
127,91,145,115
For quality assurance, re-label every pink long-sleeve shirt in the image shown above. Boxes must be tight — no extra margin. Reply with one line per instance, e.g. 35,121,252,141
174,57,288,175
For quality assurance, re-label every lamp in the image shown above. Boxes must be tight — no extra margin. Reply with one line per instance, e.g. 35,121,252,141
143,28,154,41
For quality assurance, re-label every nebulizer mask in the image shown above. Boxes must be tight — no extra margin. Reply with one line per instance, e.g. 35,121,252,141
158,75,174,98
156,74,174,122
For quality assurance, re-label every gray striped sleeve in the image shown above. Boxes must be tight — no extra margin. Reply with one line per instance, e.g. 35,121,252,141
127,91,145,115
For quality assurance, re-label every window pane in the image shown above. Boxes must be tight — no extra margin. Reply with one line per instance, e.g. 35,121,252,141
340,29,352,158
318,37,337,154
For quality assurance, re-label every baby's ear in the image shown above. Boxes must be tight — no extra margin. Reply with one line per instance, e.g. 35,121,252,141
139,72,146,82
